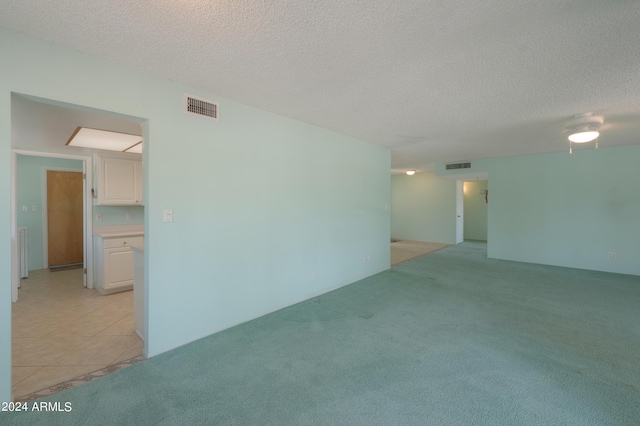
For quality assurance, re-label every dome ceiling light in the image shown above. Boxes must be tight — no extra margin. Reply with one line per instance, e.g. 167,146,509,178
568,129,599,143
566,114,602,154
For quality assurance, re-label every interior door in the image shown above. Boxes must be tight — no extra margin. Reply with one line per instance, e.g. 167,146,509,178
47,171,84,267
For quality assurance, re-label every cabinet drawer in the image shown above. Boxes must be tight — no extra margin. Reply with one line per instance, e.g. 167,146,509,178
103,236,143,249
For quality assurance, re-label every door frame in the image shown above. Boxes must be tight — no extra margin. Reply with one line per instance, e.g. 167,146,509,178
42,167,85,271
443,172,489,246
455,180,464,244
11,149,94,302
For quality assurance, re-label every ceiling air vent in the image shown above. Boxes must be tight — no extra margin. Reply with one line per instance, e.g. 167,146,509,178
185,94,219,121
446,162,471,170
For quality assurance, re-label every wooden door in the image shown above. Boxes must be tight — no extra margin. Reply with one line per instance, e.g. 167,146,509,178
47,171,84,267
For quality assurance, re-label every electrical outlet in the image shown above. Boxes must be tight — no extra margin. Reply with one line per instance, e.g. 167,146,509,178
126,213,132,221
22,205,28,212
31,205,38,212
607,252,617,260
311,270,317,279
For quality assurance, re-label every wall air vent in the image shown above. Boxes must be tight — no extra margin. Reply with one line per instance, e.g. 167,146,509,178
445,162,471,170
185,94,219,121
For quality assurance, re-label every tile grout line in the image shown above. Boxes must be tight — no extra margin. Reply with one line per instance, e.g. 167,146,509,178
43,335,96,367
12,366,44,388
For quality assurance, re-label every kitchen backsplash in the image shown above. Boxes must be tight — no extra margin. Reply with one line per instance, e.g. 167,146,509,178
94,205,144,226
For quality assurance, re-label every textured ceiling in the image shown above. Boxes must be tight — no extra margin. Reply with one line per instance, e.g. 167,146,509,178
2,0,640,171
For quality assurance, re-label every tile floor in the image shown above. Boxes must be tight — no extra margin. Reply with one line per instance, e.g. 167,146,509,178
12,268,143,400
390,240,451,266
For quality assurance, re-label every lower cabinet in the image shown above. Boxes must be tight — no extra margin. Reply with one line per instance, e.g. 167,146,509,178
94,234,144,295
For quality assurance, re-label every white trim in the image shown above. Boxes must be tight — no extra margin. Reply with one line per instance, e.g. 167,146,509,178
11,153,18,303
456,180,464,244
12,149,94,289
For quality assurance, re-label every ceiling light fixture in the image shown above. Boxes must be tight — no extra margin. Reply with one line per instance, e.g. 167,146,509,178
66,127,142,153
566,120,601,154
568,130,599,143
406,170,416,176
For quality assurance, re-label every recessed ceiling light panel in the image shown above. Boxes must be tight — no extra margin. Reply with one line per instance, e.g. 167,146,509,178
66,127,142,152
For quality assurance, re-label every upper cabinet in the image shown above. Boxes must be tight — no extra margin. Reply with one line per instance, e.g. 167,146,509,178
94,154,143,206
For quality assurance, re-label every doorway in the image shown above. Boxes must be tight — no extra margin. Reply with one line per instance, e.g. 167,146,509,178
10,93,148,400
463,180,488,242
451,172,489,246
13,154,91,295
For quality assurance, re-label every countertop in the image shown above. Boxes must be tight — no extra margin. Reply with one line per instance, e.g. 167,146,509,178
93,224,144,238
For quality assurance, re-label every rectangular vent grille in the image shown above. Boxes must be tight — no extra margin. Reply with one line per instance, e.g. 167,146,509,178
446,162,471,170
185,94,219,121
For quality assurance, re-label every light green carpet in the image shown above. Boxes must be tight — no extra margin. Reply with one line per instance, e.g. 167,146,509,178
4,242,640,425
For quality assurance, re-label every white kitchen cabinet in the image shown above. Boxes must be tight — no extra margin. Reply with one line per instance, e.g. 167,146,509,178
94,231,144,295
94,154,142,206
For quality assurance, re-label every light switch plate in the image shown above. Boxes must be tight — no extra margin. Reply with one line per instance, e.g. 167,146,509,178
163,209,173,223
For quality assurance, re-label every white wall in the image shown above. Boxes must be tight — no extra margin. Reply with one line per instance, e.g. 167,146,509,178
437,146,640,275
391,171,456,244
0,27,391,402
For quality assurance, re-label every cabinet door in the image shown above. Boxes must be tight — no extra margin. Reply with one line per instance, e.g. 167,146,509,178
103,246,134,290
97,157,141,205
